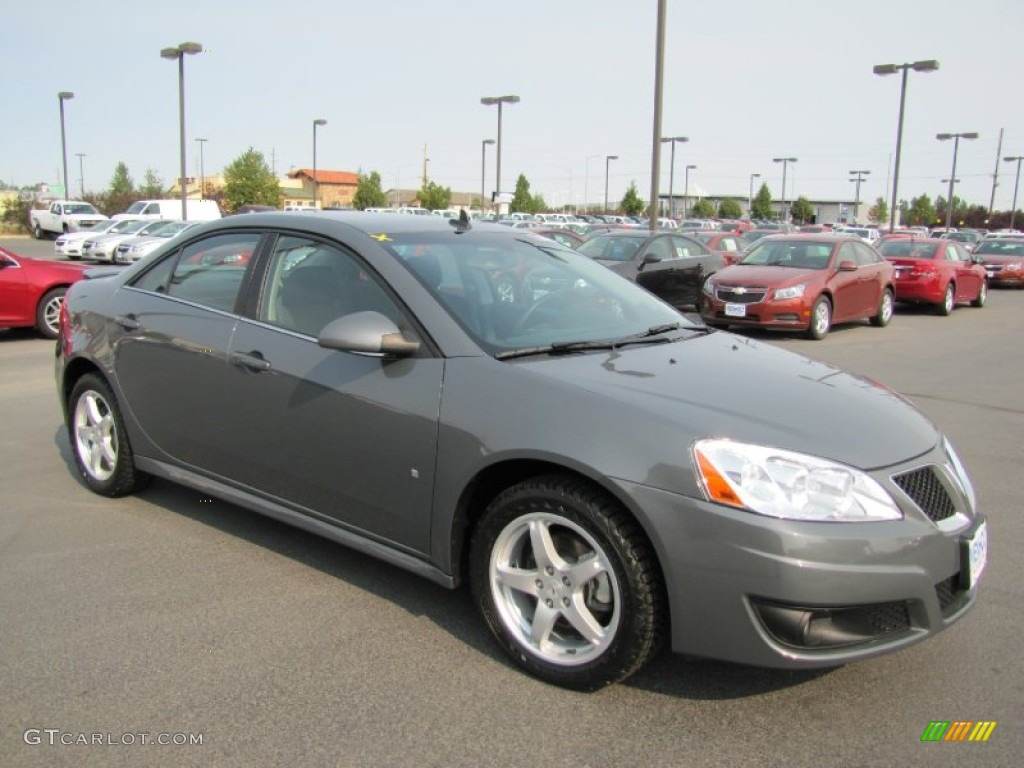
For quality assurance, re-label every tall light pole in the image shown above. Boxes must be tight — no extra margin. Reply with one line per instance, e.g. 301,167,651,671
873,59,939,231
849,169,870,223
647,0,668,231
57,92,74,199
659,136,688,218
160,42,202,220
312,118,327,208
195,137,208,198
773,157,798,222
481,139,495,213
1004,155,1023,230
604,155,618,213
748,173,761,217
937,132,979,230
74,153,86,198
683,164,697,218
480,95,520,207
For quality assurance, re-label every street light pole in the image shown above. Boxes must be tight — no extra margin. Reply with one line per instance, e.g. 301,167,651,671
647,0,667,232
74,153,86,198
57,92,74,199
660,136,689,218
873,59,939,231
481,139,495,213
749,173,761,217
480,95,520,208
195,137,208,198
937,132,979,230
604,155,618,213
773,157,798,222
849,170,870,223
160,42,202,220
683,164,696,218
312,118,327,208
1004,155,1024,230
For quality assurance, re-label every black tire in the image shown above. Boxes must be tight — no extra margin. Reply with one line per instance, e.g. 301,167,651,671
870,288,894,327
67,374,150,497
32,221,44,239
938,283,955,316
971,280,987,308
469,475,665,691
35,287,66,339
806,295,832,339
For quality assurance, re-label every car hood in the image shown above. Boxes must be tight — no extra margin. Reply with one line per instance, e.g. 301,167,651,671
713,264,823,285
21,256,89,273
978,254,1024,264
513,331,937,470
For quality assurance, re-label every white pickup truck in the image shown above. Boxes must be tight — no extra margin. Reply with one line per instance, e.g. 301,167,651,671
29,201,108,239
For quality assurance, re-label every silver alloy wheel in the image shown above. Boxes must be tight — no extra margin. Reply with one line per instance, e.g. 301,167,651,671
489,512,621,666
943,284,955,314
74,390,119,482
813,298,831,336
880,291,894,324
42,294,63,335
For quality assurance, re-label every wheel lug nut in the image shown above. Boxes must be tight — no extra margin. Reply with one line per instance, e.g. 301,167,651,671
545,565,554,575
562,576,571,586
545,599,554,608
562,597,570,607
535,579,543,589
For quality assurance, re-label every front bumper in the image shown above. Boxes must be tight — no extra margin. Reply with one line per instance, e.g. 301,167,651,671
700,295,810,331
612,447,984,669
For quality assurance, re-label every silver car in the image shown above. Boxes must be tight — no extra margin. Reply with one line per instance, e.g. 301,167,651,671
80,218,154,262
56,212,987,690
113,220,203,264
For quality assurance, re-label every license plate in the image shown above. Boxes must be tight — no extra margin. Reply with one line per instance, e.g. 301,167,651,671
725,303,747,318
986,270,995,278
962,522,988,589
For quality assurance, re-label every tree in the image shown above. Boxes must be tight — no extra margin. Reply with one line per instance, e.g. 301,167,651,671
620,181,645,216
529,193,548,214
109,162,134,196
418,180,452,211
1,196,32,233
718,199,743,219
905,194,937,227
751,183,774,219
790,196,814,224
691,198,716,218
867,197,889,225
138,169,165,198
510,174,534,213
221,148,282,214
352,170,388,210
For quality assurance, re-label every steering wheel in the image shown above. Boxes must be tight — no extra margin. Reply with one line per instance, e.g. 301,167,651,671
513,290,570,333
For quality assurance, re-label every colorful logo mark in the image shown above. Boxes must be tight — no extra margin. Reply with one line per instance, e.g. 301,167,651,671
920,721,997,742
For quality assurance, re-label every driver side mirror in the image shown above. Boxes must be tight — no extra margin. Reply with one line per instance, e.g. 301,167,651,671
837,260,858,272
318,311,420,358
641,252,663,268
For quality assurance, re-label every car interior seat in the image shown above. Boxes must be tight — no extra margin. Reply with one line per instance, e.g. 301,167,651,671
278,265,347,337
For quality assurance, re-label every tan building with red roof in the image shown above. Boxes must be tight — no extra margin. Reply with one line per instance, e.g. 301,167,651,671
286,169,359,209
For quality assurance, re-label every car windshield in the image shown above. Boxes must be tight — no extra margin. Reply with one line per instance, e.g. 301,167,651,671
879,242,939,259
111,219,149,234
576,235,645,262
382,232,690,356
740,240,834,269
64,203,99,215
974,240,1024,256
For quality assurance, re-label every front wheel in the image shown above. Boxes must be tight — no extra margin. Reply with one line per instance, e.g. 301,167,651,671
806,295,832,339
971,281,987,308
35,287,66,339
68,374,149,497
470,476,665,690
32,222,44,239
938,283,955,316
870,289,894,327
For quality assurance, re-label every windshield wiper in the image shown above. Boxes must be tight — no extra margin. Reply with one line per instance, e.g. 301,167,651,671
495,323,703,360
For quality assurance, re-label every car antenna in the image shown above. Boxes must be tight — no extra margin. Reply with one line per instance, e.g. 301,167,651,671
450,209,472,233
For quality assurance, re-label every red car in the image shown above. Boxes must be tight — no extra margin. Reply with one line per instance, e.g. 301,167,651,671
876,238,987,314
973,238,1024,287
0,246,89,338
686,231,752,265
700,235,895,339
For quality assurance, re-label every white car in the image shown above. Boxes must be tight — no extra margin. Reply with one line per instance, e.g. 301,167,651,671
113,221,203,264
54,219,121,259
82,219,165,262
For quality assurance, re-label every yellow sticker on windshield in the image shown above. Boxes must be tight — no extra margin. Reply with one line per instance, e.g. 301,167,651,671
370,233,392,242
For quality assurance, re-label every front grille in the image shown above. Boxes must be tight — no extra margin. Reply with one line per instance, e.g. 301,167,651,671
862,602,912,635
892,466,957,523
983,264,1003,273
716,287,767,303
935,576,969,617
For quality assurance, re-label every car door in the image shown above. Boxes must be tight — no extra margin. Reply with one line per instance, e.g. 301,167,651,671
947,243,980,300
632,235,680,303
221,234,443,553
851,242,887,315
826,242,865,322
0,253,31,325
111,230,263,471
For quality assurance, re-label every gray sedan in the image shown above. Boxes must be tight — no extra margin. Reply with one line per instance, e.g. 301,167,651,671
55,212,987,690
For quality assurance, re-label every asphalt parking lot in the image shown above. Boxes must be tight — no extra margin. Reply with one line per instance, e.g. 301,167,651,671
1,235,1022,767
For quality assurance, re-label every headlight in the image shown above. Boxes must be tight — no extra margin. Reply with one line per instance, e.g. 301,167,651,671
702,280,715,296
1006,262,1021,271
692,438,902,522
772,283,806,300
943,438,976,513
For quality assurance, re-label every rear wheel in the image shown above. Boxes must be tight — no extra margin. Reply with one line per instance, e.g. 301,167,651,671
971,281,987,308
870,289,894,327
938,283,955,315
470,476,665,691
806,296,832,339
68,374,149,497
32,222,44,239
35,287,66,339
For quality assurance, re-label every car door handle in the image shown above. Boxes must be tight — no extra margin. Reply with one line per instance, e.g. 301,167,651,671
114,315,140,331
230,352,271,373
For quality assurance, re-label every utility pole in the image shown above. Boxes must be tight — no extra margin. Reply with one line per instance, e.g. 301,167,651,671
988,128,1004,219
422,144,429,189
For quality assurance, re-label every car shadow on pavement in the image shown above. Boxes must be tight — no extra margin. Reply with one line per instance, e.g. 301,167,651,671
53,424,832,701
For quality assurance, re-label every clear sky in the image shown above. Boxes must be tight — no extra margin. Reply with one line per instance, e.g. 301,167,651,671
3,0,1023,213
